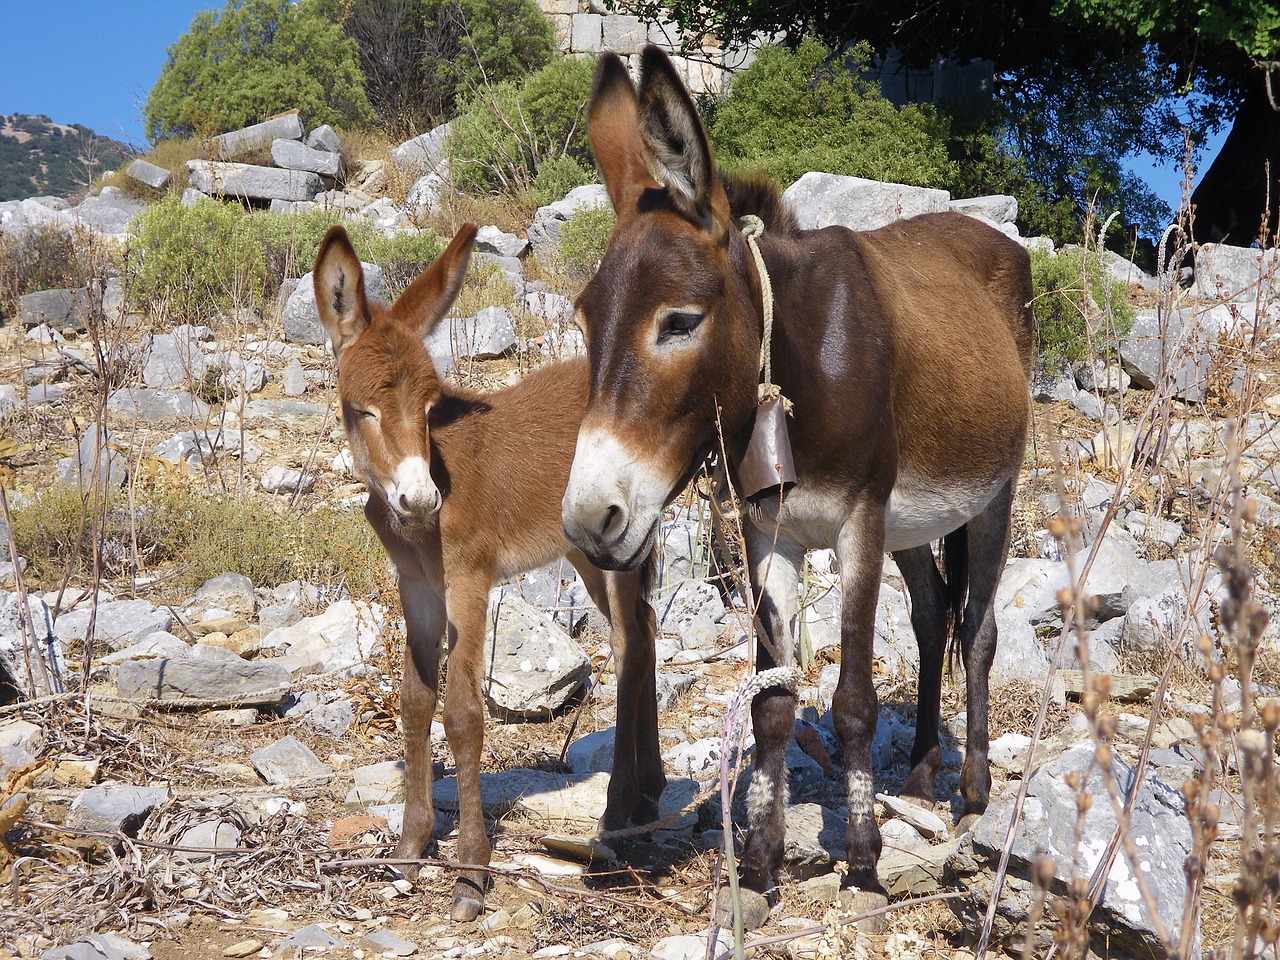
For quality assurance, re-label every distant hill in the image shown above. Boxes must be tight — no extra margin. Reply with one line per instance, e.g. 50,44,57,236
0,113,137,203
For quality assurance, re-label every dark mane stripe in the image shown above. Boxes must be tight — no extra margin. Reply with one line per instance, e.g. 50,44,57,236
722,170,800,237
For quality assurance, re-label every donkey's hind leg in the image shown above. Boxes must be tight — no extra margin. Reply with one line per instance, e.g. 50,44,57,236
571,550,663,833
395,578,445,876
957,479,1017,830
893,544,948,804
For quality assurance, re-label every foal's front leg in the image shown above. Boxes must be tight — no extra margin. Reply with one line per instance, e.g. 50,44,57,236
442,576,493,921
395,578,445,873
831,502,890,921
715,528,805,930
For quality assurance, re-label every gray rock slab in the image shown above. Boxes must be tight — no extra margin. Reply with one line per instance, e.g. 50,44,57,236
53,599,172,651
782,172,951,231
482,594,590,718
528,184,610,260
952,740,1195,959
657,579,725,649
242,398,329,423
261,465,316,495
424,306,519,365
106,388,210,423
211,111,303,159
358,929,417,956
19,288,96,332
185,572,257,620
175,819,241,861
281,265,387,344
66,784,169,835
41,933,152,960
566,727,615,776
69,189,146,235
345,759,405,805
141,332,209,388
187,160,322,202
391,123,451,175
125,159,171,190
0,591,64,699
602,13,645,53
116,654,291,705
277,925,346,953
475,225,530,259
950,194,1017,224
250,734,332,785
0,718,44,774
259,599,384,672
1120,305,1235,403
56,424,128,492
1196,242,1280,304
306,124,342,153
271,138,343,177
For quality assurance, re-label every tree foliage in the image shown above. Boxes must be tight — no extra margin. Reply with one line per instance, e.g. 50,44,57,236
707,40,955,188
621,0,1279,240
144,0,373,142
332,0,554,135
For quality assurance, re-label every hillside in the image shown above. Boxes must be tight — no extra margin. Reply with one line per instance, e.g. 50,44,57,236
0,112,135,202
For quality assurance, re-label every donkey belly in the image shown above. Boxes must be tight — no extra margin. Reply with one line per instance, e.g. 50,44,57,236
883,472,1004,552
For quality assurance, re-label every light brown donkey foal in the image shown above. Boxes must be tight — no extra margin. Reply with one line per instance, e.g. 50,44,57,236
314,225,663,921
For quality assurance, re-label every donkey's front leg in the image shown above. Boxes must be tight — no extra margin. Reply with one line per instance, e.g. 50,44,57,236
832,502,890,924
395,578,445,876
442,579,492,921
716,529,805,930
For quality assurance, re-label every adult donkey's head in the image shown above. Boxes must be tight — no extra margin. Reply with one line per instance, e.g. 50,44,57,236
562,47,763,570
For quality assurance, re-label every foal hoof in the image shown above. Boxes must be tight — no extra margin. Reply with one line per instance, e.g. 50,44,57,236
839,888,889,934
713,885,772,930
956,812,982,836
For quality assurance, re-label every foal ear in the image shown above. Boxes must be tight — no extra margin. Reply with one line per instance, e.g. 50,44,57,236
637,45,729,234
389,223,478,337
314,226,370,354
588,52,660,220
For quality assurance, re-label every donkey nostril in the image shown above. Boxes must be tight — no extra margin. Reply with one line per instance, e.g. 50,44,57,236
601,502,626,539
398,492,412,513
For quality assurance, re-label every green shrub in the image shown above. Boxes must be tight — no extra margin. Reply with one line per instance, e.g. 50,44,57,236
558,204,616,280
1029,247,1135,365
708,39,955,188
126,197,443,320
0,225,93,319
532,154,595,207
10,481,386,597
447,56,596,196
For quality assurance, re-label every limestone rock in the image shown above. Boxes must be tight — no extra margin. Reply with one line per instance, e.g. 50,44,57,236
782,172,951,231
482,594,590,718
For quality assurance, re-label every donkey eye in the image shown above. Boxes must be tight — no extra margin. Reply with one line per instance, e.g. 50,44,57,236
350,405,378,421
658,310,705,343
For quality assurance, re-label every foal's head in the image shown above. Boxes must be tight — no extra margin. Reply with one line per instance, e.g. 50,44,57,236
562,47,761,570
315,224,477,530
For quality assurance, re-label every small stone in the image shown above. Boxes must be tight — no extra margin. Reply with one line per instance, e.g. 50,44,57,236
223,939,262,958
249,735,332,785
358,929,417,956
876,793,948,839
277,924,346,953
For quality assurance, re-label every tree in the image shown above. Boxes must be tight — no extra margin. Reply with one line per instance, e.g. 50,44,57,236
621,0,1280,245
144,0,374,142
331,0,554,135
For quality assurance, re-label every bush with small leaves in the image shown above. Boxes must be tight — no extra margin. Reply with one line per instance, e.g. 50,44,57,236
558,204,617,281
1029,247,1135,365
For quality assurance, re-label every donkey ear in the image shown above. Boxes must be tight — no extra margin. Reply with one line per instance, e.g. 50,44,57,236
389,223,478,337
314,226,370,354
588,52,660,220
637,46,729,233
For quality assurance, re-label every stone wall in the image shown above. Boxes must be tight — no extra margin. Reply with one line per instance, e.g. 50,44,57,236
534,0,758,96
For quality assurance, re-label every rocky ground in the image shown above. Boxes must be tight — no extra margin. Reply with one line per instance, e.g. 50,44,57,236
1,117,1278,960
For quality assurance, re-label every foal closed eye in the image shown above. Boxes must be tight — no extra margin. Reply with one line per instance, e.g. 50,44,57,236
657,309,706,344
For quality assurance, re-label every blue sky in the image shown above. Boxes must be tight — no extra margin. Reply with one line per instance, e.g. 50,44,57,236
0,0,1223,219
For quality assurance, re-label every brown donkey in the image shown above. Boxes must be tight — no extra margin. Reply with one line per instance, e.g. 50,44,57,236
561,49,1034,927
314,225,663,922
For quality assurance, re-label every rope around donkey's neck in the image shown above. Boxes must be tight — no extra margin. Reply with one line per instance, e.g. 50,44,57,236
739,215,790,414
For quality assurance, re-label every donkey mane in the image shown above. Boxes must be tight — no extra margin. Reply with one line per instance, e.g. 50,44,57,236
722,171,800,237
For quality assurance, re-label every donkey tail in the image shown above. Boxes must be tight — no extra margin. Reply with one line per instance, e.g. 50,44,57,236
943,525,970,669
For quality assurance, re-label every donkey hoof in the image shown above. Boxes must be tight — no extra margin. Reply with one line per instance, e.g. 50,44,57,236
713,886,772,930
449,893,485,923
839,888,889,934
956,812,982,835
